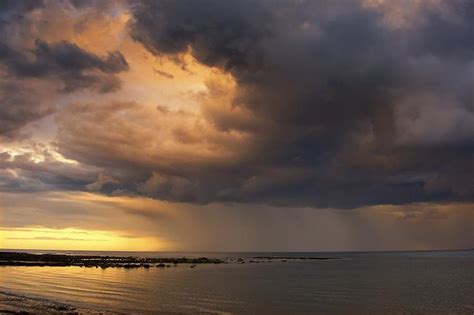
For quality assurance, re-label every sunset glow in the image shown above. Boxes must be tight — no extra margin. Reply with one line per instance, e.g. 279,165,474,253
1,227,165,251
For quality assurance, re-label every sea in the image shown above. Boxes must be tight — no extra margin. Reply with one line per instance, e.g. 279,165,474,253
0,250,473,314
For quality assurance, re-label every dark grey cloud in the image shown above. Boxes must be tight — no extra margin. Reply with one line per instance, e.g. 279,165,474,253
0,149,101,193
0,0,44,125
153,68,174,79
412,0,474,60
126,0,474,207
0,0,43,46
0,80,54,139
130,0,270,72
0,40,128,93
0,0,42,17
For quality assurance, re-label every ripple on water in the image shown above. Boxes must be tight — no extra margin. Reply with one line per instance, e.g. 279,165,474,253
1,251,473,314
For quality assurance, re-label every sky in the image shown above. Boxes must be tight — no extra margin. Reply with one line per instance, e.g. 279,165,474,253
0,0,472,252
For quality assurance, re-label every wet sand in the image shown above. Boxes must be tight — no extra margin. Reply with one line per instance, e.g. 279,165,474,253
0,291,114,315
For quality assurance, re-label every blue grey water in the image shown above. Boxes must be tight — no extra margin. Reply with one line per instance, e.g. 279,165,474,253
1,250,473,314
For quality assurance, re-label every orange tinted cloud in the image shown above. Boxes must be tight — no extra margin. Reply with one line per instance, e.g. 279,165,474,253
1,0,473,251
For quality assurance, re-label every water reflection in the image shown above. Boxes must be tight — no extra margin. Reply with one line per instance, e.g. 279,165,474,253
1,251,473,314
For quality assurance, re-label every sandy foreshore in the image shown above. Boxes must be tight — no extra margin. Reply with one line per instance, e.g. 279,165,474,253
0,291,117,315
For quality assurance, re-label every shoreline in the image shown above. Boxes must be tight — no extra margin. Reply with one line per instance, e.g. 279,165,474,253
0,291,116,315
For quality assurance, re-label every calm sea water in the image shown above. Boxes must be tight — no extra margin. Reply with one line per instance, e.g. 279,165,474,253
0,250,473,314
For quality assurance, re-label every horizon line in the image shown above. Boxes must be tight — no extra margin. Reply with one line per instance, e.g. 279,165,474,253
1,248,472,254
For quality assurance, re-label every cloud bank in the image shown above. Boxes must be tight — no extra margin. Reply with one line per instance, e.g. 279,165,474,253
0,0,472,250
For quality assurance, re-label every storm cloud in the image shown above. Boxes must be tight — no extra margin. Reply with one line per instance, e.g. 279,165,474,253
1,0,473,209
0,40,129,92
70,0,471,208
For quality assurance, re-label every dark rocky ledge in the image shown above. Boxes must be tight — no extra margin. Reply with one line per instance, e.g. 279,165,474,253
0,252,224,268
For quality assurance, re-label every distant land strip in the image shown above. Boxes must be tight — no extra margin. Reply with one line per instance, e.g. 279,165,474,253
0,252,223,268
0,252,339,268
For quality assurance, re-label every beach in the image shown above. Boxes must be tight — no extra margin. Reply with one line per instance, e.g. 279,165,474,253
0,291,111,315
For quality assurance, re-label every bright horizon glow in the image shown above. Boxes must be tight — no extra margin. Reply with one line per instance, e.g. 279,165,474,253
0,227,166,252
